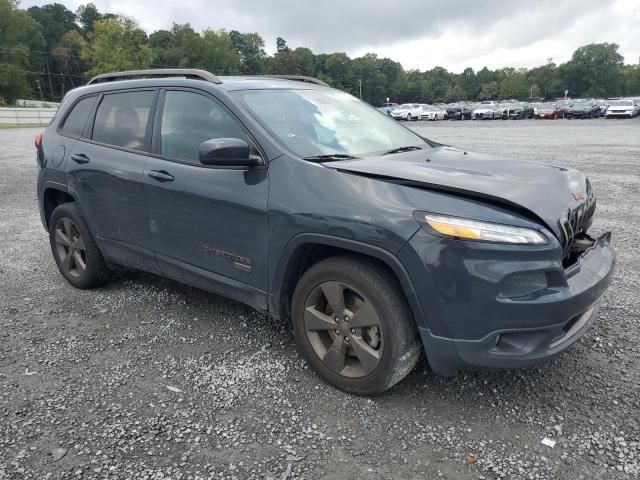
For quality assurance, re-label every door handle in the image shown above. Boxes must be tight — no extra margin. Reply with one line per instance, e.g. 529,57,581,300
148,170,175,182
71,153,90,164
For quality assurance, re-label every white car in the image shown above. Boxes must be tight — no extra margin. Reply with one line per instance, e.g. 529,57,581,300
391,103,422,121
419,106,447,120
606,99,637,118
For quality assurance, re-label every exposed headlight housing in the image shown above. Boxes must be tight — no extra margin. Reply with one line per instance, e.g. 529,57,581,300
417,213,548,245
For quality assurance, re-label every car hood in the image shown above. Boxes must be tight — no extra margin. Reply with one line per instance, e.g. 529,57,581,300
608,106,633,111
327,146,590,240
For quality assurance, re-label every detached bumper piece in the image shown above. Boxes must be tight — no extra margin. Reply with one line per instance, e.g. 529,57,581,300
420,303,599,376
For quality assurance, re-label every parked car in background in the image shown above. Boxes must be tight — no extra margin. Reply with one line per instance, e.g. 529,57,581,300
530,103,542,116
507,102,534,120
378,102,398,116
594,99,609,117
391,103,422,121
445,103,473,120
565,100,600,119
419,105,447,120
472,103,501,120
534,102,563,119
556,99,572,117
606,99,637,118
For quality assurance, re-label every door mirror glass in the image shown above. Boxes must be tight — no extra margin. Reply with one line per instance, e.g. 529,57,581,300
199,138,259,166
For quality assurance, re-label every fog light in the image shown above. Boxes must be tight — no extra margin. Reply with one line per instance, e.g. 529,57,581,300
498,272,548,298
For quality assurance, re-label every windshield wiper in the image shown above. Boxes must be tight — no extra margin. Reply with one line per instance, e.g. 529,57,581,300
382,146,423,155
303,154,358,162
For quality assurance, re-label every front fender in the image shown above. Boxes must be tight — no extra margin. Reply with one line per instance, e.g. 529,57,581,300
269,233,427,329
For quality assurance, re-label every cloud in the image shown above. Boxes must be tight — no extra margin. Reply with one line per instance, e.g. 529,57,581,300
22,0,640,71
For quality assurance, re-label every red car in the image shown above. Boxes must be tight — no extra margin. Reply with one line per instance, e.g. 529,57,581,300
534,102,563,119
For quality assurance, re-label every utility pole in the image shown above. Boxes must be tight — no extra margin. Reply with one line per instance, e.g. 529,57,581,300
36,80,43,102
358,79,362,100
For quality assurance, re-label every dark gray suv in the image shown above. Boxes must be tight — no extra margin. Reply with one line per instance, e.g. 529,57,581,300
36,69,615,395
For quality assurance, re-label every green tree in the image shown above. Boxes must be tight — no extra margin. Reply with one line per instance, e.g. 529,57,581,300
423,67,452,103
27,3,77,47
200,30,241,74
27,2,78,100
622,65,640,96
479,81,499,100
0,0,46,104
270,45,315,76
276,37,289,53
560,43,624,97
76,3,102,37
319,52,353,88
82,16,153,76
50,30,87,94
459,67,479,100
499,68,529,99
229,30,266,74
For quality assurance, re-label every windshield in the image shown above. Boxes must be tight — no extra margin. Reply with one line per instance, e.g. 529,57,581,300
540,103,556,109
610,100,633,106
397,104,412,110
234,89,427,158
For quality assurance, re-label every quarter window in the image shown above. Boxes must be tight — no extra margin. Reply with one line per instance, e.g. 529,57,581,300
92,91,155,151
60,96,97,138
160,91,248,162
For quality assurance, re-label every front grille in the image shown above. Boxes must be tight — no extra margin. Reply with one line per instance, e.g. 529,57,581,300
559,187,596,265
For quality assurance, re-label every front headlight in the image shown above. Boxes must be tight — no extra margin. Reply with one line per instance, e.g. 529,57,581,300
417,213,548,245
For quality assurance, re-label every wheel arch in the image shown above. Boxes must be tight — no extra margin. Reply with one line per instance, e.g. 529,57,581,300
42,185,75,231
271,234,426,329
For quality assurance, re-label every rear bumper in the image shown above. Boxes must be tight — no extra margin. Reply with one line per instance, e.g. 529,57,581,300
399,230,615,375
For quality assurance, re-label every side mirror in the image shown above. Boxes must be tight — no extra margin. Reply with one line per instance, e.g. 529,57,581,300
198,138,261,167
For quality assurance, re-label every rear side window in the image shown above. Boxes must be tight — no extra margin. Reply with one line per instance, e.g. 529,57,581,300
92,91,155,151
60,96,97,138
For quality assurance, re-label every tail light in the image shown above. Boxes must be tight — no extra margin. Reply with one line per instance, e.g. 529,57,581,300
34,133,42,150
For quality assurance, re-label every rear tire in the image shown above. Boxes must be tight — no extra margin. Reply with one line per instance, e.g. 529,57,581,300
49,203,112,289
291,256,421,395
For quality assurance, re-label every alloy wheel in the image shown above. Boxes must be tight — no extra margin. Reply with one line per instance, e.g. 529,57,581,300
303,281,383,378
54,217,87,278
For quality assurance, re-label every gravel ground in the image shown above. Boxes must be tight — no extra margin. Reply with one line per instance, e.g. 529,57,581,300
1,118,639,480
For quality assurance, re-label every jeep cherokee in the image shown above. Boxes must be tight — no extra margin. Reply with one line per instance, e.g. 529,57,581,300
36,69,615,395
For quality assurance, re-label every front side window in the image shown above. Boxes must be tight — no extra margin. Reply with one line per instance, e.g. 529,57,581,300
160,91,248,162
92,91,155,151
234,89,427,159
60,96,97,138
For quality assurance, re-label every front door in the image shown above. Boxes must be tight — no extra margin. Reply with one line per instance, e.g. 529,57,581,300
143,89,269,309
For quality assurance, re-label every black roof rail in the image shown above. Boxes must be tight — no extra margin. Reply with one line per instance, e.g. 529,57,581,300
263,75,329,87
87,69,222,85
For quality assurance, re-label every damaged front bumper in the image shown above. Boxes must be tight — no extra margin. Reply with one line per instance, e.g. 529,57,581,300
400,230,615,376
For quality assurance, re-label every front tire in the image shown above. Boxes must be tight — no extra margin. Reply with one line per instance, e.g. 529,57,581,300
291,256,421,395
49,203,112,289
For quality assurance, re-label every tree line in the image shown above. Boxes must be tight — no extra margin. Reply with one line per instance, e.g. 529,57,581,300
1,0,639,106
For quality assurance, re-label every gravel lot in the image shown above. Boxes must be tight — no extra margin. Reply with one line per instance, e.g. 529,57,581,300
1,118,639,480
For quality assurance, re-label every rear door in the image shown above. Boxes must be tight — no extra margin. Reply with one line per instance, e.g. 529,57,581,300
66,88,159,272
143,88,269,309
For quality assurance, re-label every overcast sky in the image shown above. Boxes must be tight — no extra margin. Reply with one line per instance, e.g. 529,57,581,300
23,0,640,72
